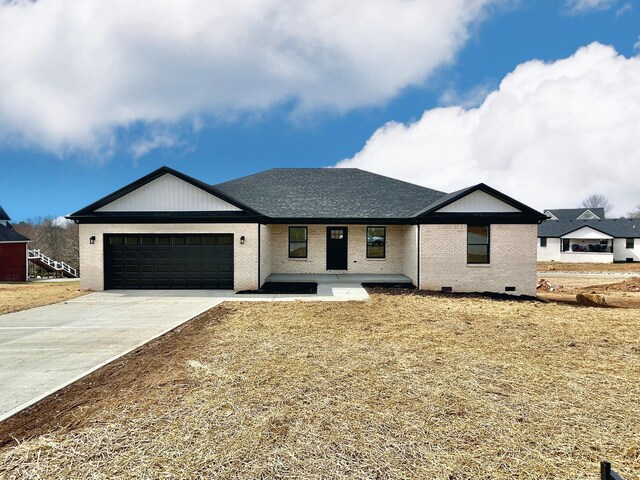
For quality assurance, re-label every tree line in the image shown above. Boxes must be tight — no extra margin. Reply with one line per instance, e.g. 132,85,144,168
12,218,79,276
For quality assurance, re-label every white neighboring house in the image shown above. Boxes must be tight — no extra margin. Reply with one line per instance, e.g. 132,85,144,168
538,208,640,263
69,166,547,296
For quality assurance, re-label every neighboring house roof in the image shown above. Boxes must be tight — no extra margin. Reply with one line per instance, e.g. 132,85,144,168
0,223,30,242
0,204,9,221
538,218,640,238
544,208,605,221
214,168,445,218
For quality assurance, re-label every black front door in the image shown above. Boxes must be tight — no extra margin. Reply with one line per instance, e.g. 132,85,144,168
326,227,348,270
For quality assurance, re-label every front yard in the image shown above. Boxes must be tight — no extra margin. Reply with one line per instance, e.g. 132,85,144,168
0,291,638,479
0,281,86,315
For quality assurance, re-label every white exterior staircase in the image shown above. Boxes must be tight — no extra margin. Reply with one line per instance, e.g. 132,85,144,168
28,249,78,278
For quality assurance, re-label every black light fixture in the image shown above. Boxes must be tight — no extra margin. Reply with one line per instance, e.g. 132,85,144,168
240,236,245,245
89,236,96,245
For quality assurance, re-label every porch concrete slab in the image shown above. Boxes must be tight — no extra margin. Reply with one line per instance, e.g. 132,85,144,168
0,290,233,421
266,273,412,284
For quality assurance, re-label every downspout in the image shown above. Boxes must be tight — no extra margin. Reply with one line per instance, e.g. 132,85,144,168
416,224,420,289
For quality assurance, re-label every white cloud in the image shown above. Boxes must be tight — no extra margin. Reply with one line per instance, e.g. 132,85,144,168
52,216,72,227
564,0,618,14
130,130,182,160
0,0,500,156
615,2,633,16
337,43,640,216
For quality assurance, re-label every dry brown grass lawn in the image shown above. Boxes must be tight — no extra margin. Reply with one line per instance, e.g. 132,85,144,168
538,261,640,273
0,291,639,479
0,281,87,315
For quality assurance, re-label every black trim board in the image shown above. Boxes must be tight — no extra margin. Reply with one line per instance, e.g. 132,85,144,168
73,213,543,225
416,213,544,224
68,166,260,219
415,183,547,221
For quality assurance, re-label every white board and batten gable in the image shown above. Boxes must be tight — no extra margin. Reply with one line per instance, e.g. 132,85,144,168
96,174,242,212
436,190,521,214
561,226,613,240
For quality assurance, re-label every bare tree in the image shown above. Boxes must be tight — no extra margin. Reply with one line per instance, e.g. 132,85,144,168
12,217,80,275
627,204,640,219
581,194,613,213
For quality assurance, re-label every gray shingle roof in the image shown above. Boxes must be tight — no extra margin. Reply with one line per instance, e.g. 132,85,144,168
545,208,605,220
0,204,9,221
538,218,640,238
0,223,30,242
214,168,446,218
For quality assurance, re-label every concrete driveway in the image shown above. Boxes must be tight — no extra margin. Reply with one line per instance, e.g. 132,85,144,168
0,290,233,421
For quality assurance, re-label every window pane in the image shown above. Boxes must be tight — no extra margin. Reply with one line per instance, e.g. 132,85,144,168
110,236,123,245
540,237,547,247
290,227,307,241
188,236,201,245
156,237,170,245
125,236,139,245
203,236,216,245
367,227,385,258
627,238,634,249
467,226,489,244
467,245,489,264
218,235,232,245
330,229,344,239
173,236,186,245
289,242,307,258
141,237,154,245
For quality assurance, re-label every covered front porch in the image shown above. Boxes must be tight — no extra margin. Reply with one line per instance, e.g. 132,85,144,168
259,224,418,287
559,226,614,263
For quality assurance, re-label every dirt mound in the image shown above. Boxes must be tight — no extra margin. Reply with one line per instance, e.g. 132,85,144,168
580,277,640,293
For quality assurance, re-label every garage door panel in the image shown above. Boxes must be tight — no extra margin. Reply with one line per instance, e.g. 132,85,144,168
105,234,234,289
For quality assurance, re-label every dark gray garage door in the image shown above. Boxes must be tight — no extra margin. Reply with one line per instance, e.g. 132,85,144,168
105,234,233,289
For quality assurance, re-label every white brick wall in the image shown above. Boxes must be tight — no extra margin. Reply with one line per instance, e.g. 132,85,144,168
267,224,412,276
401,225,418,285
79,223,260,291
79,221,538,294
419,223,537,296
259,224,272,286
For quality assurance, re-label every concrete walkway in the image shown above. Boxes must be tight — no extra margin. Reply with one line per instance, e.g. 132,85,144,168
0,290,233,421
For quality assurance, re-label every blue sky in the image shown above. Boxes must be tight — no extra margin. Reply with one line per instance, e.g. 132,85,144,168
1,0,639,221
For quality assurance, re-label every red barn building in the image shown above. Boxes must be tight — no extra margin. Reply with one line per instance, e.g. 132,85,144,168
0,204,30,282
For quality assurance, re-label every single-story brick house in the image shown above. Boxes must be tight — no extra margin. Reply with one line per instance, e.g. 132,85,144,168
538,208,640,263
69,167,546,296
0,204,30,282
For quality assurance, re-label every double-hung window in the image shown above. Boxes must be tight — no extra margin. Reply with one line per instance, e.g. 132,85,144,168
467,225,490,264
627,238,635,249
366,226,386,258
540,237,547,247
289,227,308,258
